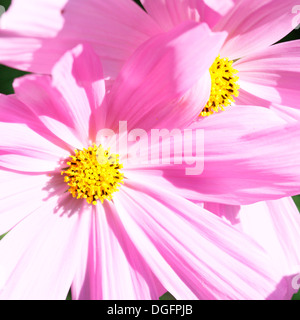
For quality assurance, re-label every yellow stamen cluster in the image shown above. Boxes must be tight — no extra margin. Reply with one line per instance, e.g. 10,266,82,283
201,55,240,117
61,144,124,205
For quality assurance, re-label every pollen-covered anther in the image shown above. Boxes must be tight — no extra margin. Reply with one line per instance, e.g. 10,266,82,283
61,144,124,205
201,55,240,117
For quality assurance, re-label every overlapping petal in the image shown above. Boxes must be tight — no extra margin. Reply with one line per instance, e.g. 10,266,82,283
2,43,107,161
2,33,79,76
205,197,300,298
215,0,297,59
239,197,300,298
141,0,298,60
140,0,201,31
0,0,161,78
106,22,226,131
125,106,300,205
114,182,287,299
141,0,236,30
0,94,70,172
50,43,107,143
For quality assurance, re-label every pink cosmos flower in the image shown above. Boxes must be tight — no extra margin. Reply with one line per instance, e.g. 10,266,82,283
1,24,300,299
140,0,300,117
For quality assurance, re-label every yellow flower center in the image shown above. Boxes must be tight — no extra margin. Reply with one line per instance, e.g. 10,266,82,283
201,55,240,117
61,144,124,205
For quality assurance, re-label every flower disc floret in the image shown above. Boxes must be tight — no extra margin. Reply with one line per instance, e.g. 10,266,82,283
61,144,124,205
201,55,240,117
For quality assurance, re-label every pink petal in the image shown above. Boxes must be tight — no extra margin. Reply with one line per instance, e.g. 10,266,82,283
1,0,67,36
106,22,226,131
0,194,90,300
113,183,287,299
71,202,164,300
239,197,300,298
0,170,51,235
0,2,75,73
270,104,300,123
187,108,300,204
235,88,271,108
0,31,45,72
234,40,300,110
0,117,69,172
59,0,161,79
203,202,241,226
233,90,300,123
37,116,85,151
0,92,69,148
0,93,71,172
141,0,236,30
12,43,107,146
12,75,84,150
141,0,201,31
217,0,297,59
124,106,300,205
0,0,161,78
51,43,107,143
12,75,75,129
197,0,238,29
44,44,101,144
